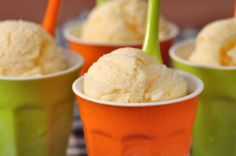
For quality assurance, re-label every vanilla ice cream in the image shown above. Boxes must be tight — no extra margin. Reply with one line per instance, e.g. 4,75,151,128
71,0,170,43
189,18,236,66
0,20,67,77
83,48,187,103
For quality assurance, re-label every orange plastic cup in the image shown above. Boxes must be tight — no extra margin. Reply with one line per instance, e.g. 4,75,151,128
72,71,203,156
63,21,179,74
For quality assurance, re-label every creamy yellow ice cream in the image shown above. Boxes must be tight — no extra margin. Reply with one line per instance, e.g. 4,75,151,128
189,18,236,66
0,20,67,77
71,0,170,43
83,48,187,103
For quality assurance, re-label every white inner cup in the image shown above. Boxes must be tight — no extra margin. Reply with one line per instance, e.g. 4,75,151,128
63,20,179,46
72,70,204,107
0,49,84,81
169,39,236,70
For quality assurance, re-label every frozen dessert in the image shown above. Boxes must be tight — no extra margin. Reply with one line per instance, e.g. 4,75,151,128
0,20,67,77
70,0,170,43
83,47,187,103
189,18,236,66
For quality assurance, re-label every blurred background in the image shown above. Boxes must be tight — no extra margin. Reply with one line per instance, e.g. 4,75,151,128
0,0,234,28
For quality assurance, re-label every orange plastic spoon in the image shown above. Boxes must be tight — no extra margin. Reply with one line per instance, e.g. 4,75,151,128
234,1,236,17
42,0,61,36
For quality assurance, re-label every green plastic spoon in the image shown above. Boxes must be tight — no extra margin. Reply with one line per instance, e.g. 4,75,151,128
142,0,162,63
96,0,108,5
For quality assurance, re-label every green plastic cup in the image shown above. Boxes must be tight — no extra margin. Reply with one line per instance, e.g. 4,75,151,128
0,50,83,156
170,39,236,156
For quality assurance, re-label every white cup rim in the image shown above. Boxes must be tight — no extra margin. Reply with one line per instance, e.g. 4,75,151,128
0,49,84,81
63,20,179,46
72,70,204,107
169,39,236,70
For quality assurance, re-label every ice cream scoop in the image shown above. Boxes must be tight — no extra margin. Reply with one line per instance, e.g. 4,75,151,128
83,48,187,103
189,18,236,66
73,0,170,43
0,20,67,77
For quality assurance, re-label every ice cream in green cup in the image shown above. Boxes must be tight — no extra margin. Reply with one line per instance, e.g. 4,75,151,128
0,50,83,156
170,39,236,156
0,20,83,156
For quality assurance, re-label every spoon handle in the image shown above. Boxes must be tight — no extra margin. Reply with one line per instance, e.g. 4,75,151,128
96,0,108,5
42,0,61,36
142,0,162,63
234,1,236,17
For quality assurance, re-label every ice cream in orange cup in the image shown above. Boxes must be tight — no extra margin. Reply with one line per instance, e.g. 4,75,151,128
72,47,203,156
72,70,203,156
63,21,178,74
63,0,179,74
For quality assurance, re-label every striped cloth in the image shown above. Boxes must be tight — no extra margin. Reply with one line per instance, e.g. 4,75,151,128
66,104,87,156
57,25,88,156
56,22,199,156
